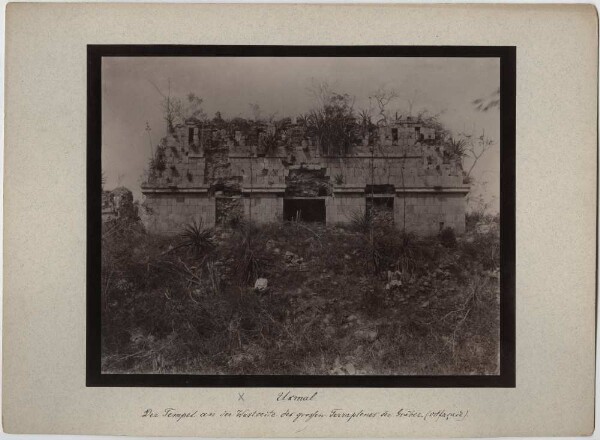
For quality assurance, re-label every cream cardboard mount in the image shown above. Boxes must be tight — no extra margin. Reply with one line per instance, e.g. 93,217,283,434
3,3,598,437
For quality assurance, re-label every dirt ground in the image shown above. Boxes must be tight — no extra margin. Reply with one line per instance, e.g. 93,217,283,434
101,216,500,376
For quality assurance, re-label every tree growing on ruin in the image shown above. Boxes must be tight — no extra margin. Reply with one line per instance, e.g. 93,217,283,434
445,137,468,159
296,113,310,126
405,89,421,117
416,109,450,141
260,132,280,156
460,131,495,181
248,103,262,122
358,108,373,129
369,86,399,125
306,80,357,156
458,88,500,182
366,86,410,234
149,80,206,134
148,145,167,179
213,111,224,124
180,93,206,122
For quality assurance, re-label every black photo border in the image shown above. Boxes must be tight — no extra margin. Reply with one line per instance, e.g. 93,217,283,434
87,45,516,388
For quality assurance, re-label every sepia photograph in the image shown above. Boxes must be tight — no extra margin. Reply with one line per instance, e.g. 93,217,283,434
8,2,600,435
98,52,503,378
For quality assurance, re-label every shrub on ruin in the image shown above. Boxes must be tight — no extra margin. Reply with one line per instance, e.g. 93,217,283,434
349,210,371,234
225,211,244,229
465,211,483,231
439,226,457,248
177,219,215,258
459,230,499,271
307,90,356,156
260,132,279,156
466,211,499,232
149,146,167,175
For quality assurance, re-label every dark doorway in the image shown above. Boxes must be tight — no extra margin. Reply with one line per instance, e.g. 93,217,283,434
283,199,326,222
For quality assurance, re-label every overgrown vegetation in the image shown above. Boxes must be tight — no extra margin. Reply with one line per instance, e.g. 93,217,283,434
439,226,457,248
307,90,356,156
102,213,500,375
176,219,215,257
148,146,166,176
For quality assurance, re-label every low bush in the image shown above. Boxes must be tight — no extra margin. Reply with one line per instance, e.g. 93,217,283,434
101,216,500,376
176,219,215,258
349,210,371,234
439,226,457,248
466,211,499,232
459,231,500,270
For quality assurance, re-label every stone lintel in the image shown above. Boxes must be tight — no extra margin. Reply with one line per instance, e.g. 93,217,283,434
141,187,209,194
283,196,328,200
321,154,422,159
395,187,470,194
288,164,325,170
228,154,286,159
333,187,366,194
241,187,286,194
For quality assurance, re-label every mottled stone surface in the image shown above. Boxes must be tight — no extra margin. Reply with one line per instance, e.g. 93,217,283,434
141,119,468,235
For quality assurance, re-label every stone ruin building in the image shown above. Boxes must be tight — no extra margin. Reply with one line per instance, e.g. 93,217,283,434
141,115,469,235
102,186,138,223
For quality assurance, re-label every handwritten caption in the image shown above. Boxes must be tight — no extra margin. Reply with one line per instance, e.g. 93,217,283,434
141,391,468,424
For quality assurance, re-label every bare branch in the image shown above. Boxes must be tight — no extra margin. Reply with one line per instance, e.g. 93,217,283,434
463,131,495,178
147,79,167,99
472,88,500,112
369,86,399,125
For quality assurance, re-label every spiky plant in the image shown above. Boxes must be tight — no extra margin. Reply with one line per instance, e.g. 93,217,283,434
232,221,270,286
260,132,279,156
350,210,371,234
446,137,467,159
177,219,215,258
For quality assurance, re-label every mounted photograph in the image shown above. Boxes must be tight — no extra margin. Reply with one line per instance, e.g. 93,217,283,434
97,53,505,379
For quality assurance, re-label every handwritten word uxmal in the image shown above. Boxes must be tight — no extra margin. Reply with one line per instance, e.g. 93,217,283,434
276,391,318,401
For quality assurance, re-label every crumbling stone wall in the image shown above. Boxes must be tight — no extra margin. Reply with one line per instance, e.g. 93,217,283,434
285,167,332,197
229,157,286,189
215,197,243,226
242,194,283,223
103,187,139,223
142,193,215,234
140,117,468,235
395,193,466,234
326,194,365,223
325,156,463,190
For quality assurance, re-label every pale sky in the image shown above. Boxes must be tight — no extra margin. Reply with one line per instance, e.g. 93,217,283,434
102,57,500,211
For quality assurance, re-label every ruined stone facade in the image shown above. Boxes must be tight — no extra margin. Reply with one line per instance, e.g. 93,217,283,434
141,116,469,235
103,186,138,223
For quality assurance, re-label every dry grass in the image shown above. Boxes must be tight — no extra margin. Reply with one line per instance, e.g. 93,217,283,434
101,217,500,375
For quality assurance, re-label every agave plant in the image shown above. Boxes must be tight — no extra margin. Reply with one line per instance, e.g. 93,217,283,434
446,137,468,159
177,219,215,257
